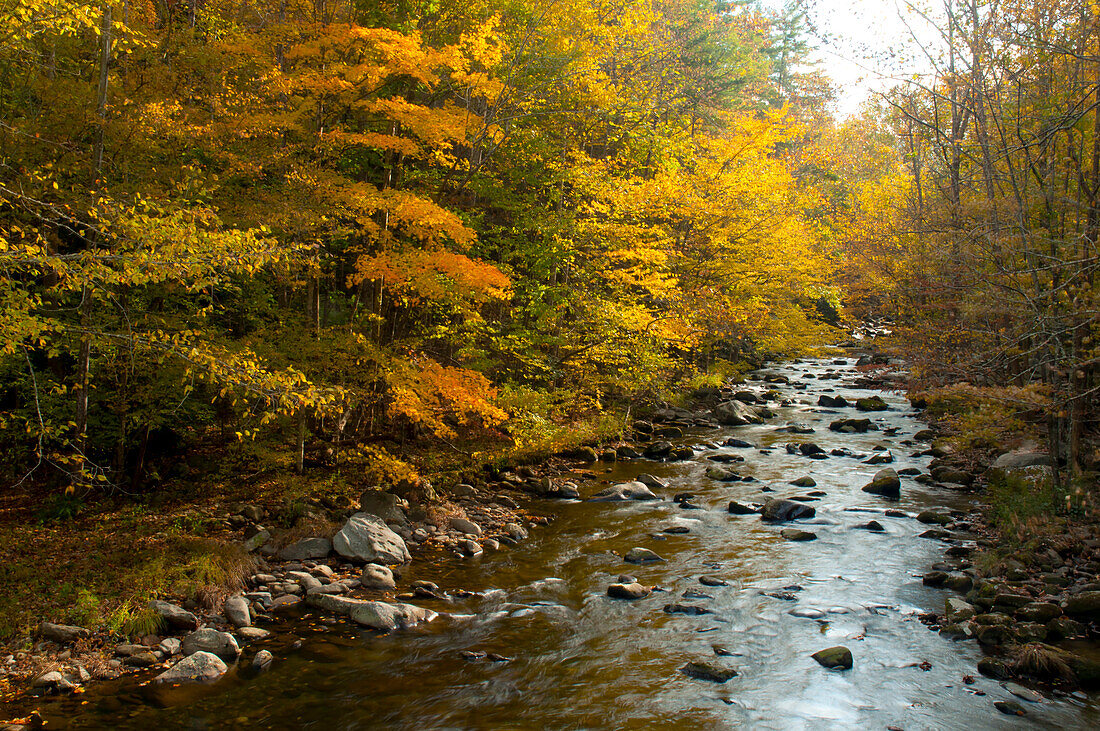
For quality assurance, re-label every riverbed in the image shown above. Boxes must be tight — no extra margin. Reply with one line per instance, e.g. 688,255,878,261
27,357,1100,728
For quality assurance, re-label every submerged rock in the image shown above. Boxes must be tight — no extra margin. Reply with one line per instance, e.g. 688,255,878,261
681,660,737,682
760,498,816,522
780,528,817,541
624,547,664,563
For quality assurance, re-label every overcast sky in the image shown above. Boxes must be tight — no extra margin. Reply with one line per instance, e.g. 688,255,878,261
763,0,944,118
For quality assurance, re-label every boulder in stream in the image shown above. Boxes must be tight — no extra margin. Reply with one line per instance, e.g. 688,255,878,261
333,513,411,564
154,651,229,684
681,660,737,682
861,468,900,498
589,482,658,501
811,646,853,670
713,400,766,426
760,498,816,522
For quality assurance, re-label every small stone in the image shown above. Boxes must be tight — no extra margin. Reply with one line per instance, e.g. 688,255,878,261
699,576,728,587
681,660,737,682
448,517,482,536
624,547,664,563
607,582,650,600
224,594,251,628
148,599,199,631
361,563,396,590
158,637,181,656
252,649,274,673
1003,682,1042,703
728,501,757,515
181,628,240,662
994,700,1027,716
780,528,817,542
855,520,884,531
237,627,271,641
790,476,816,487
812,646,853,669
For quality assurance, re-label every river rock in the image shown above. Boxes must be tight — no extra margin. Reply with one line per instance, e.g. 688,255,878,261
946,597,976,622
681,660,737,682
917,510,951,525
818,395,850,408
223,595,251,628
994,700,1027,716
799,443,826,456
663,603,712,615
855,520,884,531
252,649,274,673
725,438,754,448
760,498,816,522
728,501,757,515
829,418,874,433
790,476,816,487
991,451,1052,472
154,651,229,685
863,451,894,465
644,441,673,458
181,628,240,661
503,522,528,540
278,537,333,561
624,547,664,563
333,513,410,564
589,482,658,501
149,599,199,631
607,582,650,600
861,468,900,498
855,396,888,411
361,563,396,590
237,627,270,641
714,400,765,426
305,593,437,631
242,527,271,552
706,466,741,481
780,528,817,541
812,646,853,669
38,622,90,644
448,517,482,536
636,474,669,490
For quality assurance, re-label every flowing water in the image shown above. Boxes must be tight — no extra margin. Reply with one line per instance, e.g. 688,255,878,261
28,358,1100,729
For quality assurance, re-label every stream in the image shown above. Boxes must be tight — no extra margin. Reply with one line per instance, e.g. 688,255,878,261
29,357,1100,729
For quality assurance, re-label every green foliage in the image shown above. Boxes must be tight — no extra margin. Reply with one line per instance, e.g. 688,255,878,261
36,492,85,524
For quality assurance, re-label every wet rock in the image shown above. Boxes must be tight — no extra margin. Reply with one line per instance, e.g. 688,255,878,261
644,441,673,458
681,660,737,682
812,646,853,669
728,501,757,515
863,452,894,465
449,517,483,536
916,510,952,525
38,622,90,644
799,443,826,456
361,563,396,590
943,573,973,592
590,482,659,502
994,700,1027,716
237,627,270,641
181,628,240,662
923,571,948,587
607,582,650,600
861,468,900,498
664,525,691,534
705,466,741,481
829,418,875,433
617,445,642,459
854,520,884,532
818,395,849,408
855,396,889,411
700,576,728,587
669,446,695,460
288,570,323,593
790,476,816,487
919,529,953,541
252,649,274,673
1047,616,1085,640
123,652,158,667
149,599,199,631
931,466,975,486
624,547,664,563
760,498,816,522
154,651,229,684
713,400,766,426
33,670,76,693
978,657,1011,680
1004,682,1042,703
224,595,251,628
636,474,669,490
663,603,712,615
976,624,1011,646
780,528,817,542
946,597,976,622
333,513,411,564
278,537,333,561
305,594,438,631
725,438,755,448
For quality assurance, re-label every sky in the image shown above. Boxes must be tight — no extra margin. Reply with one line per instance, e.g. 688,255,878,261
766,0,943,119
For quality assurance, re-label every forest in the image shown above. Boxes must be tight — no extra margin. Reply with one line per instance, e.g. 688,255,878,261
3,0,1100,718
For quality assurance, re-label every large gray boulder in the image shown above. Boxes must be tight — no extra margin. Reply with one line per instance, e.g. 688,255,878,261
305,593,437,631
149,599,199,631
714,400,765,426
181,628,240,662
588,482,658,501
358,489,409,527
277,537,333,560
760,498,816,522
38,622,89,644
154,651,228,684
333,512,411,564
861,468,900,498
991,451,1052,471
